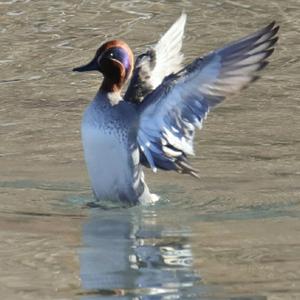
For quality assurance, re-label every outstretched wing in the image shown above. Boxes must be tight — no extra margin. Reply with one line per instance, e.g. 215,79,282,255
124,14,186,103
137,22,279,177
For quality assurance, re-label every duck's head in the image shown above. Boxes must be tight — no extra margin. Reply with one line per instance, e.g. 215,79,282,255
73,40,134,93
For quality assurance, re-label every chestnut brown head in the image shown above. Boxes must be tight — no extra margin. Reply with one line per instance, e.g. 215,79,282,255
73,40,134,92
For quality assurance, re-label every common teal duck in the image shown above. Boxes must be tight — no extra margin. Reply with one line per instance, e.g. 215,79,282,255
73,14,279,206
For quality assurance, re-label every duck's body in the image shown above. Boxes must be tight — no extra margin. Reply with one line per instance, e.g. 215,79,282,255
81,92,157,204
74,15,279,206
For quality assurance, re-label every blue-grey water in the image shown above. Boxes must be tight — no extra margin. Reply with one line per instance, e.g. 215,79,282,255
1,0,300,299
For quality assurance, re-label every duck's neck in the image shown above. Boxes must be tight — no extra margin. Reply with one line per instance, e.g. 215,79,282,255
99,79,123,106
100,77,123,93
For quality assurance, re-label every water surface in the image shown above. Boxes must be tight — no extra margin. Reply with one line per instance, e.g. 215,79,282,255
1,0,300,299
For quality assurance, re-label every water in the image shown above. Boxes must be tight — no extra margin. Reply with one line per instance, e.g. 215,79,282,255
1,0,300,299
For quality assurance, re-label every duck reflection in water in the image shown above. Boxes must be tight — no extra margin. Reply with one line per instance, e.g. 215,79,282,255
79,208,202,299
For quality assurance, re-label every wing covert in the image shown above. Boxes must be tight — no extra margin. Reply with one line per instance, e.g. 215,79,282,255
124,14,186,103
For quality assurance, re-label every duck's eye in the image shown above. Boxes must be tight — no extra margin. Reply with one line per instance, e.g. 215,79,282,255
108,51,114,58
104,47,126,63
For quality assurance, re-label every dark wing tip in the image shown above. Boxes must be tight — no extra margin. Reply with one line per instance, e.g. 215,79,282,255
268,21,276,29
238,75,260,91
266,22,280,45
257,60,269,71
175,157,200,178
265,21,280,32
250,75,260,84
251,20,279,42
265,48,275,59
273,25,280,35
268,37,279,49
